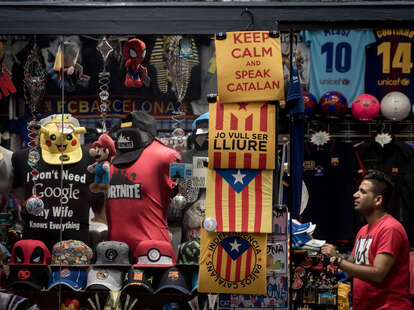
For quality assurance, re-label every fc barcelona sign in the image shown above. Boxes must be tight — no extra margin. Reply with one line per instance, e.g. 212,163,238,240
208,100,276,170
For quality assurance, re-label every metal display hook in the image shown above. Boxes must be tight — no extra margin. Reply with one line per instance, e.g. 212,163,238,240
241,8,255,30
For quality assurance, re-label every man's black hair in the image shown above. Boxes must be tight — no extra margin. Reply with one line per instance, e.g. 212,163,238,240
362,169,394,209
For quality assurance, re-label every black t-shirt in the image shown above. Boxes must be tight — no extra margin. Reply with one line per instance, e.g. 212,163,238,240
301,141,358,242
12,146,94,249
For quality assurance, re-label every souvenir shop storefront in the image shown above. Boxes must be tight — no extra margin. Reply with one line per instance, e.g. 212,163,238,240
1,1,414,310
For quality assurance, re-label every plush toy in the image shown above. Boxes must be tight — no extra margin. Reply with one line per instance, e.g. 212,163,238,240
123,38,150,88
88,134,116,193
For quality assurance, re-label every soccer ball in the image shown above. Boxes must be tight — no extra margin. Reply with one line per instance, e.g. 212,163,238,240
303,92,318,117
319,91,348,118
352,94,380,121
381,91,411,121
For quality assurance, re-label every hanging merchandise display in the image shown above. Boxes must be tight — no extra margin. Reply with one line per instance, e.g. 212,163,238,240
123,38,150,89
96,36,114,127
365,29,414,104
149,36,199,98
198,228,267,294
351,93,380,121
23,44,47,114
380,91,411,121
167,36,189,105
301,141,357,241
205,167,273,233
301,29,376,105
23,43,47,216
208,99,276,170
167,36,200,132
215,30,285,103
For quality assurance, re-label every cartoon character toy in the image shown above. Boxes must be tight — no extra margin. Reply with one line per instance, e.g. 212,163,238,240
123,38,150,88
39,114,87,165
87,134,116,193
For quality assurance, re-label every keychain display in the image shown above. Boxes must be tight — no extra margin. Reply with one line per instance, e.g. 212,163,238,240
23,43,46,113
96,36,114,127
23,43,45,216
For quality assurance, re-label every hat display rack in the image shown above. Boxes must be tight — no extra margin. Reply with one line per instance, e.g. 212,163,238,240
23,36,47,216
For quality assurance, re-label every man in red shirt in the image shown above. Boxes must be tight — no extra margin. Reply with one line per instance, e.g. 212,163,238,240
322,169,413,310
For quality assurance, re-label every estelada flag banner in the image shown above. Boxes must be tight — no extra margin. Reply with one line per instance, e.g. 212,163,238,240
206,168,273,233
198,228,267,294
208,100,276,170
215,31,285,103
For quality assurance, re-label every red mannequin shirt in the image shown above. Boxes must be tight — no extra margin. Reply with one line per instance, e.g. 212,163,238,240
106,139,181,254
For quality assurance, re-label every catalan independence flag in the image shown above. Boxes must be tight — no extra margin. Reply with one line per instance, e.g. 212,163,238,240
208,100,276,170
198,228,267,294
206,168,273,233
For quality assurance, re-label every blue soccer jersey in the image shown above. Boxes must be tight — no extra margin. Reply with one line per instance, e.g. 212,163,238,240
365,29,414,104
301,30,376,106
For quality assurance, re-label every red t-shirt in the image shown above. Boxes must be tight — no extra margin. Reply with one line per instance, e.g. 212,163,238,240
352,214,413,310
106,140,180,254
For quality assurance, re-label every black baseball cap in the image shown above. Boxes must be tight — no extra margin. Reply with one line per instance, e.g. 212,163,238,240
7,265,49,290
122,269,154,294
112,111,157,166
155,267,190,294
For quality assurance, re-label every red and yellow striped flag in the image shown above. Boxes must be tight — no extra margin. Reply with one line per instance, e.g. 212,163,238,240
206,167,273,233
198,228,267,294
208,100,276,170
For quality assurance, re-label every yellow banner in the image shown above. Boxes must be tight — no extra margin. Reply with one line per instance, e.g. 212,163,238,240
205,168,273,233
215,31,285,103
198,228,267,294
208,100,276,170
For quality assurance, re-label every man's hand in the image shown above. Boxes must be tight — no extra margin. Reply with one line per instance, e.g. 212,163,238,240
321,243,338,258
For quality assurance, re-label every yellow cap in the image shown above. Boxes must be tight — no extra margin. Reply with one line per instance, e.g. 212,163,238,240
39,114,86,165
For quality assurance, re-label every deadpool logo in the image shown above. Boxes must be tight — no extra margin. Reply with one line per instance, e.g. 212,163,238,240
17,269,31,280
